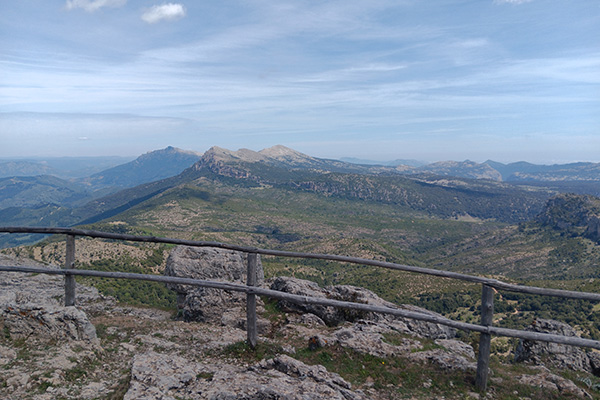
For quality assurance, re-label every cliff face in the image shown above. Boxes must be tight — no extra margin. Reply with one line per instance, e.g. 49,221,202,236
536,193,600,242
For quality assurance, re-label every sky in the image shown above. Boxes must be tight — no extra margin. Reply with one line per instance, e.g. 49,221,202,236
1,0,599,164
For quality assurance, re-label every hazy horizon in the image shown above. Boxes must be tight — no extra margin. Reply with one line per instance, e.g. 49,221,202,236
1,144,599,167
1,1,598,164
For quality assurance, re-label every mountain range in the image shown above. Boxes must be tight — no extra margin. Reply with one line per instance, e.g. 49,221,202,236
2,144,600,325
0,144,599,247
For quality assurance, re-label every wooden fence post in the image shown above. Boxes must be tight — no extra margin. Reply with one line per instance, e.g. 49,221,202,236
475,284,494,391
246,253,259,349
64,234,76,306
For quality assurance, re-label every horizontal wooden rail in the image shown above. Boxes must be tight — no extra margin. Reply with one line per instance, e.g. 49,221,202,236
2,264,600,351
2,226,599,301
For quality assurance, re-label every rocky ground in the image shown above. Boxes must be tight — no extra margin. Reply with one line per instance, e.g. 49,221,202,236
1,251,599,399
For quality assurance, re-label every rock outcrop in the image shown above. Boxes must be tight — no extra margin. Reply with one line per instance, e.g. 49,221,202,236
2,304,97,342
164,246,264,323
269,277,474,372
516,366,591,398
0,254,98,343
125,352,367,400
270,276,455,339
514,318,594,374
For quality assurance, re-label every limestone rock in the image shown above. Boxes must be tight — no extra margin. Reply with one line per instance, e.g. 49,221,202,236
333,323,421,357
270,276,342,325
514,318,591,373
408,346,476,372
327,320,474,371
0,345,16,365
0,254,104,309
517,367,590,398
435,338,475,359
0,255,98,343
270,276,455,339
164,246,264,322
165,246,264,292
588,351,600,376
1,304,97,342
124,351,368,400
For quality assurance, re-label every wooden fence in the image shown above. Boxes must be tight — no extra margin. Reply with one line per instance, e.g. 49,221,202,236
1,226,600,392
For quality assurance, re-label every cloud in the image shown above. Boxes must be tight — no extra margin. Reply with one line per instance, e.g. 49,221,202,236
65,0,126,12
494,0,533,4
141,3,186,24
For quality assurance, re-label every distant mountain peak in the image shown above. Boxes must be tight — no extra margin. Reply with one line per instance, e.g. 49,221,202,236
202,145,315,165
260,145,303,158
138,146,201,161
205,146,238,159
85,146,201,189
204,146,266,163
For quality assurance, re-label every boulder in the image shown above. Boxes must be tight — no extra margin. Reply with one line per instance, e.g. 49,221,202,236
164,246,264,322
514,318,592,373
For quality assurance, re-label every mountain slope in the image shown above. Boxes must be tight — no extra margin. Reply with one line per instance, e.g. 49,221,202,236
82,146,201,190
536,193,600,242
417,161,502,181
179,147,551,223
485,160,600,182
0,175,91,209
0,157,133,179
0,161,56,178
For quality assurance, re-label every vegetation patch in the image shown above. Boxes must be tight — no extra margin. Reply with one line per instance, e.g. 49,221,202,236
78,256,176,310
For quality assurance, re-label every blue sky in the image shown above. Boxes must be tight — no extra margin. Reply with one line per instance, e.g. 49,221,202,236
1,0,599,163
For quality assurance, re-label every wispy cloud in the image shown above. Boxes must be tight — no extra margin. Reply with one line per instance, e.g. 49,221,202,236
65,0,126,12
494,0,533,4
141,3,186,24
294,63,407,83
3,1,598,161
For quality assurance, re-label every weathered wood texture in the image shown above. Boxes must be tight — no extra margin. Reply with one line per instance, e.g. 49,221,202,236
475,285,494,391
2,264,600,351
246,253,259,349
64,234,76,306
2,226,599,301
